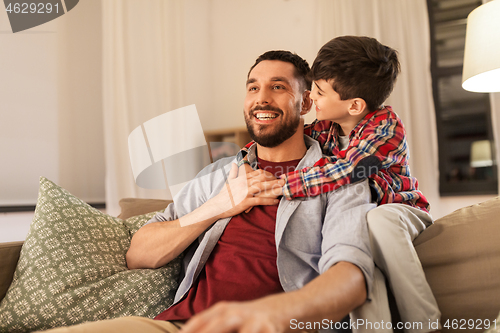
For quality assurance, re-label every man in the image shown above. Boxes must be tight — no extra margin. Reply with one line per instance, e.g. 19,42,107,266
44,51,375,333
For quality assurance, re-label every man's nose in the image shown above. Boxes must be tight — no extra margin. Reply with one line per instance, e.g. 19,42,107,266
255,89,271,105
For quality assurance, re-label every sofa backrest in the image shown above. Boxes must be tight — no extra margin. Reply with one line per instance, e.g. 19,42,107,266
0,241,23,302
415,196,500,329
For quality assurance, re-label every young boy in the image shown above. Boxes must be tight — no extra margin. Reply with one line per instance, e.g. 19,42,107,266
239,36,441,332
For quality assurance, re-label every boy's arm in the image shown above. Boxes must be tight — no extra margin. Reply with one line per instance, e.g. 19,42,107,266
282,115,405,199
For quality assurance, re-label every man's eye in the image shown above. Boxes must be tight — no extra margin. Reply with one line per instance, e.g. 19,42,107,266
273,85,285,90
248,87,257,91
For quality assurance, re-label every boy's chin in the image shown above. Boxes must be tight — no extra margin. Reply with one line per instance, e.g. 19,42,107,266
316,113,326,121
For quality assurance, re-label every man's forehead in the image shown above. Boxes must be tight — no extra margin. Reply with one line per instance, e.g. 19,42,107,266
247,60,297,83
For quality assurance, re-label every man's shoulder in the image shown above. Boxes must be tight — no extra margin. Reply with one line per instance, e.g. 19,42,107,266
170,155,237,201
300,136,327,167
189,156,236,185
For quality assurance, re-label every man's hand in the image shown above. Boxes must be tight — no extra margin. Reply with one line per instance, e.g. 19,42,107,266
200,163,284,223
180,299,285,333
239,162,285,214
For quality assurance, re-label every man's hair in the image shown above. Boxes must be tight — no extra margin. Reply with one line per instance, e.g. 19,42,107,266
248,50,312,92
311,36,400,112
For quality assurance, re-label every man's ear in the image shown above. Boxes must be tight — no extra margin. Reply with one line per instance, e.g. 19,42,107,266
348,98,367,116
300,91,313,116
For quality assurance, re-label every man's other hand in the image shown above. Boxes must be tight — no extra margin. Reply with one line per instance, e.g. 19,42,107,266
180,299,284,333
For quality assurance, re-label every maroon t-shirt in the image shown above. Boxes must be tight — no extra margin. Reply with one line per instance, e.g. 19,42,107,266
155,157,300,321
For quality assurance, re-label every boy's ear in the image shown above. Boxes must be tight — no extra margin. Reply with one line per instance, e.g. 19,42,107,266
348,98,368,116
300,91,313,116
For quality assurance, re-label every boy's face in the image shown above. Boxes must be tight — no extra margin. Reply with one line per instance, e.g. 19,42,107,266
310,79,353,123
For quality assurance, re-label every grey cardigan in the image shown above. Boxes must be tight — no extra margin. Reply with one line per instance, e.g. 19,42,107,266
148,136,375,327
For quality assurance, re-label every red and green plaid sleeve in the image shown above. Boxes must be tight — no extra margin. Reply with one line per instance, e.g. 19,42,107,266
283,107,430,212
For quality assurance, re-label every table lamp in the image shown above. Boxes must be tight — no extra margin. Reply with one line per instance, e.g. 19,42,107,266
462,0,500,92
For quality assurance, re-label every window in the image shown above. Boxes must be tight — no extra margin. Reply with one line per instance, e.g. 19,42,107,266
427,0,498,195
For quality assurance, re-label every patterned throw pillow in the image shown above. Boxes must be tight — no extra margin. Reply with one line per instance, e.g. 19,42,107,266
0,177,181,332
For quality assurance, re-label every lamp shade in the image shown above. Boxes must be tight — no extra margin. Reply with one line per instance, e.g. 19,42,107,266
462,0,500,92
470,140,493,168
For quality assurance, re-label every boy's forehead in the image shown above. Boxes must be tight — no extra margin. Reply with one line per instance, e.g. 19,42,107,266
315,79,334,91
248,60,297,84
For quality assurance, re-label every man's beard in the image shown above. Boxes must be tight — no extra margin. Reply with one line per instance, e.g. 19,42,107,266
244,102,301,148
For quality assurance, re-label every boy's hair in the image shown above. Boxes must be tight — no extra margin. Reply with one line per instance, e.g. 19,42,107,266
248,50,312,93
311,36,400,112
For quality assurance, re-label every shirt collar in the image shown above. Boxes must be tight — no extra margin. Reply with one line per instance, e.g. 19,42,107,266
246,136,322,171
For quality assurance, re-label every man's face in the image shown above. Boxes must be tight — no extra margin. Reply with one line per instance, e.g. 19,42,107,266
244,60,303,148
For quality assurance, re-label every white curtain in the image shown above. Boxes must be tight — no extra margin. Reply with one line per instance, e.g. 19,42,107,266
101,0,185,216
316,0,442,216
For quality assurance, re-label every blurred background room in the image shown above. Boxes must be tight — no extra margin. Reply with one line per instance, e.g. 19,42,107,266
1,0,500,242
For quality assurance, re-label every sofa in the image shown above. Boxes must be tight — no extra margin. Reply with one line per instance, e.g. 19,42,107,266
1,182,500,332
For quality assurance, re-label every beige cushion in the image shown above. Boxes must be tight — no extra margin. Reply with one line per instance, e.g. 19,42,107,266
118,198,171,220
415,196,500,327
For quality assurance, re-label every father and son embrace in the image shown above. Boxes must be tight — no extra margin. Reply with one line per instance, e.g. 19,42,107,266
44,36,441,333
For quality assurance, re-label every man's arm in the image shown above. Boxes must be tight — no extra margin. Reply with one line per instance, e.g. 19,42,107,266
126,163,284,270
180,261,366,333
126,203,223,270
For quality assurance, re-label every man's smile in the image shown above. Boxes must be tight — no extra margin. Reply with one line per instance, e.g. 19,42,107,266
252,111,280,123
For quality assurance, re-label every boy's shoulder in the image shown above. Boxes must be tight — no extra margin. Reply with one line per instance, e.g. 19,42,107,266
355,105,404,132
304,106,404,140
306,106,402,131
367,105,400,122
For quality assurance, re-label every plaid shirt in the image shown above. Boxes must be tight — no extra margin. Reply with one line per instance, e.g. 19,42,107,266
240,106,430,212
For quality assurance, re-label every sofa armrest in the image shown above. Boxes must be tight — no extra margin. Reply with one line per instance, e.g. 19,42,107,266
0,241,23,302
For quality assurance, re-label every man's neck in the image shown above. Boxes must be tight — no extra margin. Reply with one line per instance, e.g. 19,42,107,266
254,128,307,162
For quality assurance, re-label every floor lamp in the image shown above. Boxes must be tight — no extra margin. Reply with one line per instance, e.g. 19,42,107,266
463,0,500,175
462,0,500,93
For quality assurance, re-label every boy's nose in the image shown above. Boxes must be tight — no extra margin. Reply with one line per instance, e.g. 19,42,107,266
309,87,317,100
